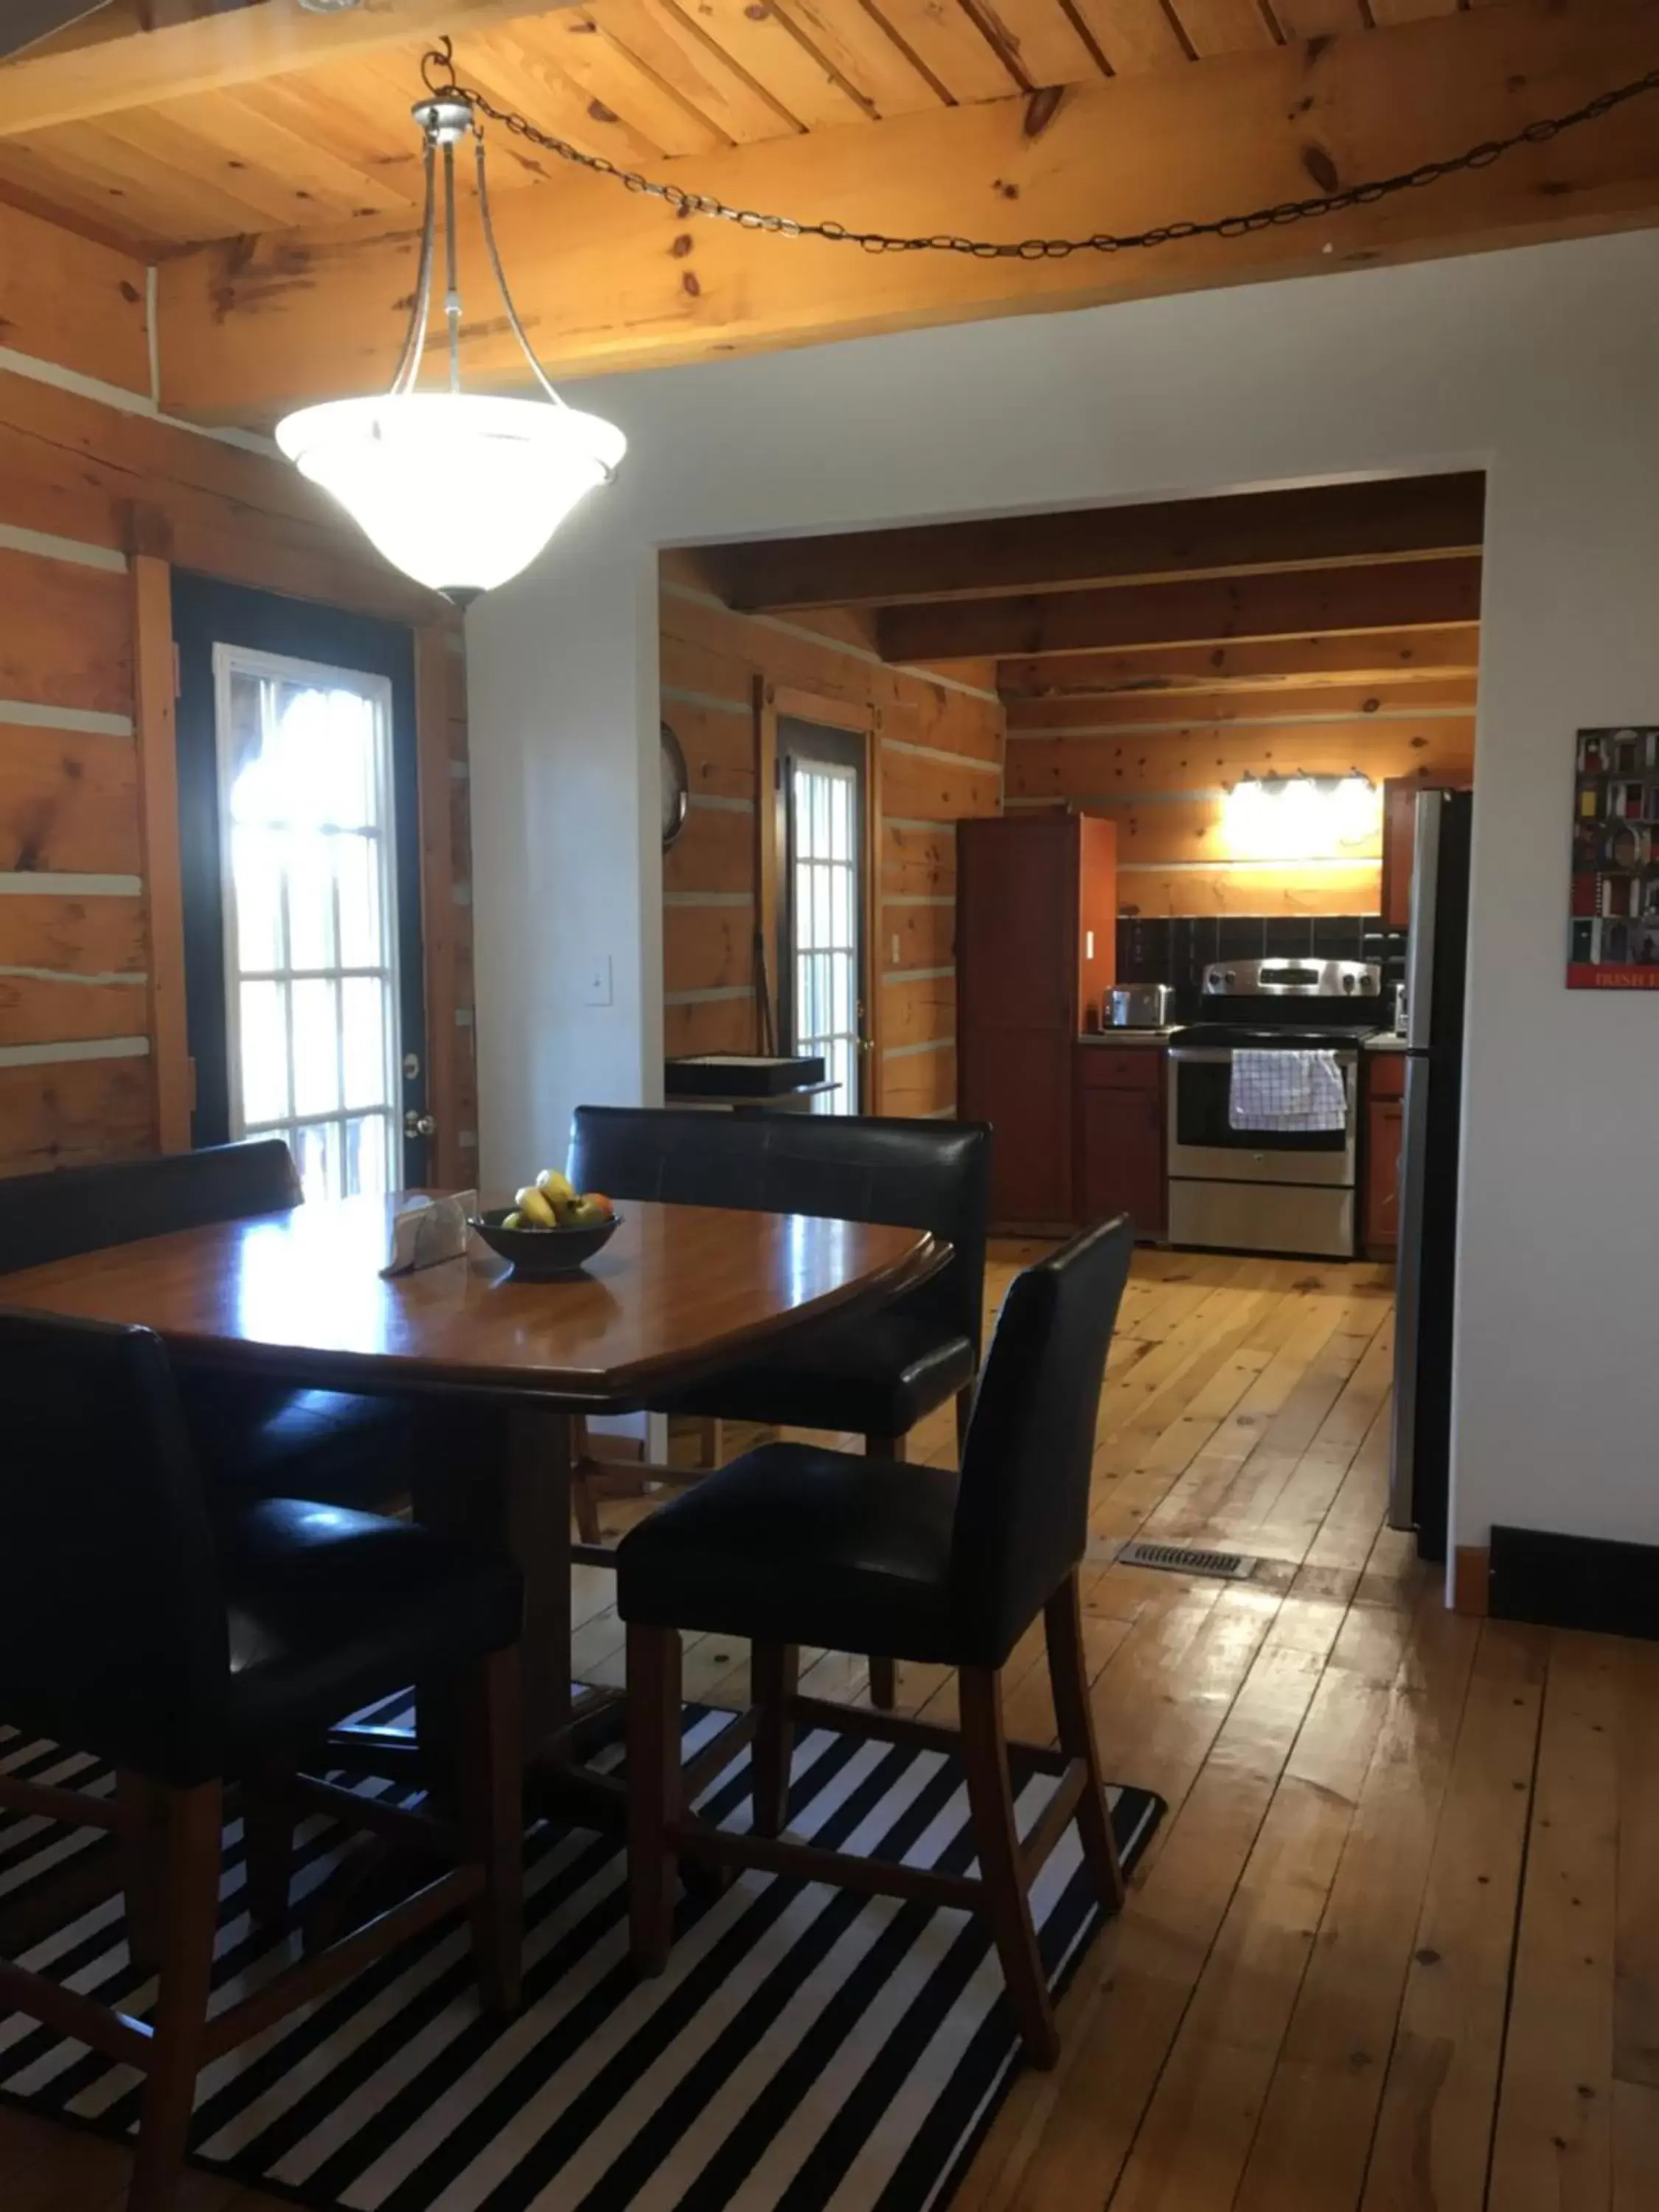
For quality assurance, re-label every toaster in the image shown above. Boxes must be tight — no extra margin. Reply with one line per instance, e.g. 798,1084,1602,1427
1103,984,1174,1029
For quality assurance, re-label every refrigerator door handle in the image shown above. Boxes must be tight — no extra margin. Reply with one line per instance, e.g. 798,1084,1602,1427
1404,793,1443,1051
1388,1054,1432,1531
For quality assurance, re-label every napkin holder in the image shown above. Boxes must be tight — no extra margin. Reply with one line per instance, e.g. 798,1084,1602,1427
380,1191,478,1278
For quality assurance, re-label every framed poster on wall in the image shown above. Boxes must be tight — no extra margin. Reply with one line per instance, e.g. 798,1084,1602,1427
1568,728,1659,990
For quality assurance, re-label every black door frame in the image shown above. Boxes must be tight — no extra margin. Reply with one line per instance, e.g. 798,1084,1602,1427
171,574,431,1187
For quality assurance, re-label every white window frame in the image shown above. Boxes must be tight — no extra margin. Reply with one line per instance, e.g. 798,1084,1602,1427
212,642,403,1195
789,755,861,1116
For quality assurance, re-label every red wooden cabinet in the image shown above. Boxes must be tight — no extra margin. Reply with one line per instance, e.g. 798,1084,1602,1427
1074,1047,1165,1240
957,813,1116,1228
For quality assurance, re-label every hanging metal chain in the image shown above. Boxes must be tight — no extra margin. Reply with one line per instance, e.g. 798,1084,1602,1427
420,40,1659,260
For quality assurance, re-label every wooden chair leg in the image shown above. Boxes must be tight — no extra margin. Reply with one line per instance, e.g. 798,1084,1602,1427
115,1772,164,1976
127,1781,223,2212
751,1643,799,1838
865,1430,907,1712
572,1416,604,1545
1044,1571,1124,1915
458,1645,524,2017
958,1667,1060,2070
241,1760,296,1934
955,1383,974,1463
627,1623,683,1975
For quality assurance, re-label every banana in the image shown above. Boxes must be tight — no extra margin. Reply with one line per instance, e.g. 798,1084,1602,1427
515,1185,556,1228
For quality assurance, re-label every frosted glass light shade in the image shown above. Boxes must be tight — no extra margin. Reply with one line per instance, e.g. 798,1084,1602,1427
275,391,626,600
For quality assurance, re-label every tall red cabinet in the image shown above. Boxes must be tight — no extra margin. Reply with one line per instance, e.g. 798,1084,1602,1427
957,813,1118,1228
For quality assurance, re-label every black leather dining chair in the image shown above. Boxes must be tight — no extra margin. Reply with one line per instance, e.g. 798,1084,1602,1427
0,1141,408,1509
616,1215,1135,2070
566,1106,993,1707
0,1308,524,2212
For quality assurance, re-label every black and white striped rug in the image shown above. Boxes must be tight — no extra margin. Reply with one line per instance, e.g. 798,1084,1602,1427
0,1701,1163,2212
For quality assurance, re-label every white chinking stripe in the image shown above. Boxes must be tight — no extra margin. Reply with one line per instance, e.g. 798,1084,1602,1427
882,1036,954,1058
0,874,142,897
0,966,146,987
880,736,1003,776
662,685,751,720
0,1037,149,1069
0,700,133,739
689,793,754,814
665,891,753,908
0,344,276,458
663,985,751,1006
0,524,127,574
883,967,953,984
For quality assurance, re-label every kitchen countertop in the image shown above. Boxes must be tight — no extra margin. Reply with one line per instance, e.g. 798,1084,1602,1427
1363,1033,1409,1052
1077,1028,1178,1047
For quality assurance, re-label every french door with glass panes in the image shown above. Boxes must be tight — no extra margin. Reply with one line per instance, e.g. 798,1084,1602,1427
778,717,868,1114
215,647,403,1200
173,577,429,1200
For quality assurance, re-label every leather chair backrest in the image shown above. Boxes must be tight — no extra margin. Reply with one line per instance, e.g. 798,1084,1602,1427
568,1106,994,1352
0,1140,301,1277
948,1216,1134,1663
0,1311,228,1782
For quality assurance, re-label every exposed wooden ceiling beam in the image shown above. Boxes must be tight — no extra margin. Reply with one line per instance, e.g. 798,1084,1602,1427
155,0,1659,422
877,557,1482,663
0,0,574,136
996,627,1484,696
709,476,1486,612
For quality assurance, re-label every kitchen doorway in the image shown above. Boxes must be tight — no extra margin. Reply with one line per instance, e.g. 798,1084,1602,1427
775,712,872,1115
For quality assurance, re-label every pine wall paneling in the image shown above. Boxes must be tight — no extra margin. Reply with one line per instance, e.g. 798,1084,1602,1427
0,198,476,1182
659,556,1004,1113
1003,691,1478,917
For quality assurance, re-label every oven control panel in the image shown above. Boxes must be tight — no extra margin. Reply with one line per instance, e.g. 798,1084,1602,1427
1201,957,1380,998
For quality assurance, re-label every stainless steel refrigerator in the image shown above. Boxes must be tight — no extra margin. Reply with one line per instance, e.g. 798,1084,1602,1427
1387,789,1472,1560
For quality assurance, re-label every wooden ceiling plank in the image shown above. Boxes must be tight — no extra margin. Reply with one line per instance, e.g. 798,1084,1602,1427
125,91,414,226
711,475,1486,609
1062,0,1189,72
13,114,288,240
996,627,1483,694
0,192,148,389
0,0,582,136
155,0,1659,415
223,73,433,215
765,0,945,119
528,7,733,156
860,0,1023,101
648,0,870,130
457,29,686,167
874,554,1484,659
1169,0,1279,55
959,0,1104,88
1270,0,1368,36
588,0,804,143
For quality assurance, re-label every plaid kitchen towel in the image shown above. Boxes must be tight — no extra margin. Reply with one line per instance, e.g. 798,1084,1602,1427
1229,1048,1347,1132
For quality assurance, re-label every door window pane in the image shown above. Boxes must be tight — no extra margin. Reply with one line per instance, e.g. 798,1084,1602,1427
788,755,860,1116
217,648,400,1200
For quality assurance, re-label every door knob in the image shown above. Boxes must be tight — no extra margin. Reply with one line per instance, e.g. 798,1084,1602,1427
404,1110,437,1139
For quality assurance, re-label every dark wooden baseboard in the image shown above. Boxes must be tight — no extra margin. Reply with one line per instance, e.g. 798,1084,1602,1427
1489,1523,1659,1641
1451,1545,1489,1618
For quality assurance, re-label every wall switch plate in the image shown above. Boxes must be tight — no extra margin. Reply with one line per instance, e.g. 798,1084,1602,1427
1085,929,1096,960
892,933,901,964
582,954,613,1007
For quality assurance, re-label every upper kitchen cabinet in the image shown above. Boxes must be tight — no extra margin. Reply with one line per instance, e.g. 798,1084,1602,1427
958,813,1117,1228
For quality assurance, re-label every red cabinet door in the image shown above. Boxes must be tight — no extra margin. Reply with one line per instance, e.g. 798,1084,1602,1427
1364,1099,1403,1253
1077,1077,1165,1240
962,1029,1074,1225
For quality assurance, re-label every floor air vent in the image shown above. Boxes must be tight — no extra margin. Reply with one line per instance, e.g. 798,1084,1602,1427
1117,1539,1257,1581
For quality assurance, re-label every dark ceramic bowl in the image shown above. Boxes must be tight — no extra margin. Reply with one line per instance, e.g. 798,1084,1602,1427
470,1206,622,1279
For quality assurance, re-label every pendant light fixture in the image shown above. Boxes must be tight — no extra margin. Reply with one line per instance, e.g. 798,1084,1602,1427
276,94,625,603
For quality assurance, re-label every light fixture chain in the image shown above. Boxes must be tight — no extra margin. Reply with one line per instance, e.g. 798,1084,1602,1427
419,39,1659,260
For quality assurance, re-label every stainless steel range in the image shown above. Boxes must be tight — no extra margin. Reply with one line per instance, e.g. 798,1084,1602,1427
1166,957,1383,1259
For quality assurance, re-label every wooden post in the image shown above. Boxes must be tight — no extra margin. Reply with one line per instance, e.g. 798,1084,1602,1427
128,533,190,1154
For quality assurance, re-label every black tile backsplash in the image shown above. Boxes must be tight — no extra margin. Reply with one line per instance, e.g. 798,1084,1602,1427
1113,912,1406,1001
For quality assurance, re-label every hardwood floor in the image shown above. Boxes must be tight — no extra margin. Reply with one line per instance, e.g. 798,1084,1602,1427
7,1245,1658,2211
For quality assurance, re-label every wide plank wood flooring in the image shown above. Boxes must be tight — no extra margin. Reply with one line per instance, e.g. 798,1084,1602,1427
7,1246,1658,2212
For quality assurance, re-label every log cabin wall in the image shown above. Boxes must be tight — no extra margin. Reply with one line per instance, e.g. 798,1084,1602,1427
659,553,1004,1116
1003,684,1477,917
0,199,477,1183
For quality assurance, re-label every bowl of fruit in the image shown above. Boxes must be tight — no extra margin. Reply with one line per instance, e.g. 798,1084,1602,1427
471,1171,620,1279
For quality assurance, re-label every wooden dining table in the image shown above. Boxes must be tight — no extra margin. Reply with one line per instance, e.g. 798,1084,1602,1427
0,1191,946,1824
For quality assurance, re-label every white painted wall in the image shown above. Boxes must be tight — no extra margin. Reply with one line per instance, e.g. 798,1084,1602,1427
468,228,1659,1564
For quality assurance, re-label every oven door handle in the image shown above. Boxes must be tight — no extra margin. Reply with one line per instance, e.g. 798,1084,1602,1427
1168,1048,1234,1065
